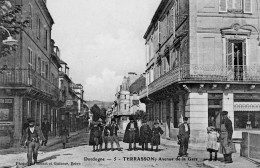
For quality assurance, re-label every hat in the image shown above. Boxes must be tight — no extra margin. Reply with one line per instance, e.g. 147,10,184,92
183,117,188,121
111,118,116,122
222,111,228,115
44,117,47,120
154,121,159,125
129,116,134,121
207,126,215,132
28,118,35,123
27,117,32,121
97,118,102,122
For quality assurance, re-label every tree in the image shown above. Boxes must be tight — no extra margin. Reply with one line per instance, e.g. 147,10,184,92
100,107,107,121
135,110,147,121
91,104,101,122
0,1,29,58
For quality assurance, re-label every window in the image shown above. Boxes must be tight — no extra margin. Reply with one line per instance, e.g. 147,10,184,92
45,63,49,79
29,4,33,29
37,16,41,39
44,29,48,49
235,111,260,129
28,48,33,70
124,104,126,110
219,0,252,13
175,0,180,27
41,61,45,77
37,57,41,74
125,95,126,99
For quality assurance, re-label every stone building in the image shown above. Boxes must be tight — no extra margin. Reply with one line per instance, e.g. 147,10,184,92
140,0,260,144
0,0,60,147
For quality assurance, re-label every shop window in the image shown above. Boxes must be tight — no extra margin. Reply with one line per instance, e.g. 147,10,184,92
208,93,223,127
234,111,260,129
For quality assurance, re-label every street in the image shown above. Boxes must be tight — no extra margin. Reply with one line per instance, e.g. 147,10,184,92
6,131,207,168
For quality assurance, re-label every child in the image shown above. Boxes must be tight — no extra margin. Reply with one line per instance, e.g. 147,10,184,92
89,118,104,152
151,121,164,152
206,126,219,161
103,122,111,151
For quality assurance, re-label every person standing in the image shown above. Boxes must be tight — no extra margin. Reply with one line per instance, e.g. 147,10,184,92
110,119,122,151
21,119,45,166
178,117,190,157
59,124,69,149
41,118,51,146
103,122,111,151
123,117,139,151
139,120,152,151
151,121,164,152
219,111,233,164
206,126,219,161
89,118,104,152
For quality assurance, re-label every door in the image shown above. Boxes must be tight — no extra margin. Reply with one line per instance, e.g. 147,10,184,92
226,40,246,81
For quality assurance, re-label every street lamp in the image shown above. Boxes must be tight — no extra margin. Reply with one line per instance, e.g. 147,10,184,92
240,24,260,46
0,25,18,46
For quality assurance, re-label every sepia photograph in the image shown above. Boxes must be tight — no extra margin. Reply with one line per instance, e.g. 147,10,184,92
0,0,260,167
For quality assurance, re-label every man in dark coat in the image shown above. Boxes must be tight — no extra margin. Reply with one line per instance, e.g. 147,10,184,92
139,120,152,151
219,111,233,163
178,117,190,157
21,119,45,166
89,118,104,152
151,121,164,152
41,118,51,146
123,117,139,151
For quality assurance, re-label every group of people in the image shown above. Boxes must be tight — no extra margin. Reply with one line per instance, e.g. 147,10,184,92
89,117,165,152
206,111,234,164
20,117,69,166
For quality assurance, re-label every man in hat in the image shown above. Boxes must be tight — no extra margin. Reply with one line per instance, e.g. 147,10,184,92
110,118,122,151
123,117,139,151
219,111,233,163
178,117,190,157
41,118,51,146
151,121,164,152
21,119,45,166
139,120,152,151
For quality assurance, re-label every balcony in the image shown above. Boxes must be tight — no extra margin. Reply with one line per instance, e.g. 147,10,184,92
0,69,59,100
144,64,260,96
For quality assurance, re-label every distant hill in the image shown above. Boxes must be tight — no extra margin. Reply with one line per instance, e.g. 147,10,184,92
86,100,113,109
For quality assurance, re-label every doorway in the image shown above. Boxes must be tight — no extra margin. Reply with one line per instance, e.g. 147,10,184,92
226,40,246,81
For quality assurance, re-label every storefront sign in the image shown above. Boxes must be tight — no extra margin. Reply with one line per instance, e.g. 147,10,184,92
234,102,260,111
234,93,260,100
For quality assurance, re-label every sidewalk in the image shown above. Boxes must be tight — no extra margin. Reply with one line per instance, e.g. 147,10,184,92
160,138,259,168
0,129,85,168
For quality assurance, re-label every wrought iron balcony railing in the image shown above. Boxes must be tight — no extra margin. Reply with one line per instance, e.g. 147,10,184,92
143,64,260,96
0,69,59,99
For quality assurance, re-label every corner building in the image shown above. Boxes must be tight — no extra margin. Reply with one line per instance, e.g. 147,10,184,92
140,0,260,144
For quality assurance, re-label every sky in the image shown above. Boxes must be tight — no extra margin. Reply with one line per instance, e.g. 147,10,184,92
47,0,161,101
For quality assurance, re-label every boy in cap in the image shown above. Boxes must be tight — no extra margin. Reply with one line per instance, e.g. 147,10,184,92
110,119,122,151
21,119,45,166
139,120,152,151
178,117,190,157
151,121,164,152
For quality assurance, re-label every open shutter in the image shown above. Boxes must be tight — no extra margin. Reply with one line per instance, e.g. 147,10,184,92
243,0,252,13
226,40,233,68
219,0,227,12
242,42,246,66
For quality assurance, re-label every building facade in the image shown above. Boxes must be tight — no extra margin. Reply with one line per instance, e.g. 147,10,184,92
140,0,260,144
0,0,60,147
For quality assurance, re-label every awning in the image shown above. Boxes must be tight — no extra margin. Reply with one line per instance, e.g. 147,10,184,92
234,102,260,111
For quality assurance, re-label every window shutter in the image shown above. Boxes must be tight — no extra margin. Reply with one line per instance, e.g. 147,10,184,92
219,0,227,12
243,0,252,13
226,40,234,68
242,42,246,66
